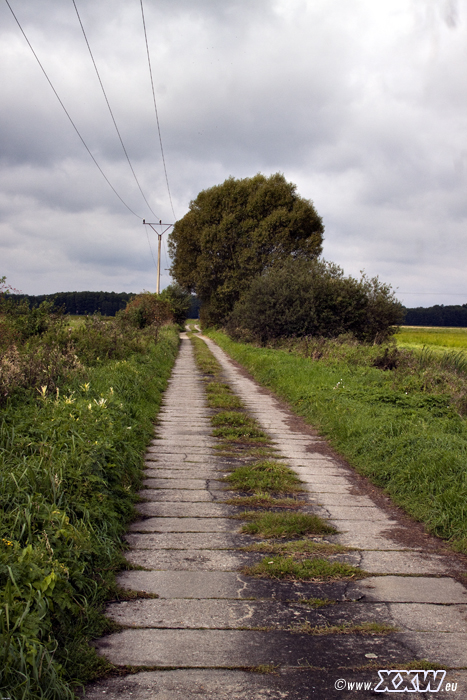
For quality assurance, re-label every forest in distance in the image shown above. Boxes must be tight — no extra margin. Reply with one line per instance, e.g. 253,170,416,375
13,290,201,319
12,291,467,327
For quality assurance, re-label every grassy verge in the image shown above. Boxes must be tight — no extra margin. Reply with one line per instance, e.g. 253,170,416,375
205,330,467,552
0,326,179,698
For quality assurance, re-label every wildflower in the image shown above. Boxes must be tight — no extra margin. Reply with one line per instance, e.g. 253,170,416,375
81,382,90,393
88,403,92,410
37,385,48,398
94,397,107,407
109,387,114,395
2,538,14,547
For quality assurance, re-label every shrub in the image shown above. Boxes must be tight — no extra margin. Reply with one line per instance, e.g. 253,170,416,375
227,259,403,344
117,292,173,330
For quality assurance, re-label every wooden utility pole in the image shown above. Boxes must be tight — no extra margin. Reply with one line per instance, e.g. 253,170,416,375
143,220,174,293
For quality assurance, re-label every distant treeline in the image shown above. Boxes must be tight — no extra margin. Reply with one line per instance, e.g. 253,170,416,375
11,291,201,319
13,291,133,316
404,305,467,327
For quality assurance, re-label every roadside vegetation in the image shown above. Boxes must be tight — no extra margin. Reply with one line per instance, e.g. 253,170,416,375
206,329,467,554
0,283,179,699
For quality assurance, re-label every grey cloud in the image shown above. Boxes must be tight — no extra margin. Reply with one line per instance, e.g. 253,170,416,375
0,0,466,304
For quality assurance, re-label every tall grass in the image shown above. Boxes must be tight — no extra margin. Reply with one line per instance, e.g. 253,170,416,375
0,325,179,698
206,330,467,552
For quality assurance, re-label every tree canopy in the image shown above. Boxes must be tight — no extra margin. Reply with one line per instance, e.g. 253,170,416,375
168,173,324,325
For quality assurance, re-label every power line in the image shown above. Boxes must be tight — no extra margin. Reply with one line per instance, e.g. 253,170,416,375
4,0,144,220
71,0,160,220
139,0,176,221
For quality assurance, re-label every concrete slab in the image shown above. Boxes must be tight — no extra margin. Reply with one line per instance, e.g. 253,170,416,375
115,570,351,602
142,478,225,490
398,632,467,667
138,489,214,502
128,517,240,533
389,603,467,632
83,668,467,700
105,598,393,631
349,576,467,604
319,506,390,521
143,469,223,480
95,628,409,669
136,502,236,518
146,447,215,455
311,492,377,508
124,548,259,572
124,532,251,550
360,551,452,575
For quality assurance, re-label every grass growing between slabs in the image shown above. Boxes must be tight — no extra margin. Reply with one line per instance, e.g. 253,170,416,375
205,329,467,553
242,556,362,581
224,460,304,494
0,326,179,699
238,512,336,538
189,334,366,585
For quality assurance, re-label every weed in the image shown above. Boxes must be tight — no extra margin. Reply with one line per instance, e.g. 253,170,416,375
212,425,268,441
296,597,336,608
225,460,304,493
190,336,222,375
212,410,253,427
288,621,396,635
239,511,335,538
249,664,280,674
242,556,364,580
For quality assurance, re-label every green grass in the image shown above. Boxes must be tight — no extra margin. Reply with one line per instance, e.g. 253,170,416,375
212,410,255,427
239,511,335,538
397,326,467,350
224,460,304,493
190,335,222,375
243,556,363,580
206,330,467,549
0,326,179,698
206,382,243,409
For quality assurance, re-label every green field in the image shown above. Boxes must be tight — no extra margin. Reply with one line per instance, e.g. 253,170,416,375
396,326,467,350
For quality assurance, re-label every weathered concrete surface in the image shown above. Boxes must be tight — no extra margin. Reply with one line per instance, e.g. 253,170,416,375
97,628,410,668
84,667,467,700
87,333,467,699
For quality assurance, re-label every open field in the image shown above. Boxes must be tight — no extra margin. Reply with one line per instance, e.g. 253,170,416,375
396,326,467,350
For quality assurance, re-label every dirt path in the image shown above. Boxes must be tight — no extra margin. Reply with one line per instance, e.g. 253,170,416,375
84,333,467,698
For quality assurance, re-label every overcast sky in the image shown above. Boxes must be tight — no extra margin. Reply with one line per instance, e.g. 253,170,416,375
1,0,465,307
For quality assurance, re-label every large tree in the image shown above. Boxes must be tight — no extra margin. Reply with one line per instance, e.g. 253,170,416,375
168,173,324,325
